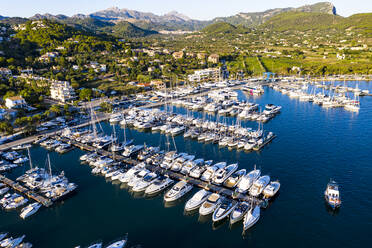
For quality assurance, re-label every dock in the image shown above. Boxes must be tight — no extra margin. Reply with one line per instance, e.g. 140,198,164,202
61,136,264,206
0,175,53,207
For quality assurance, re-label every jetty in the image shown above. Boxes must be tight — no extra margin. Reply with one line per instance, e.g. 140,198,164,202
0,175,53,207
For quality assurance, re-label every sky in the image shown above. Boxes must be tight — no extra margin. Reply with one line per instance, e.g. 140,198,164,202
1,0,371,19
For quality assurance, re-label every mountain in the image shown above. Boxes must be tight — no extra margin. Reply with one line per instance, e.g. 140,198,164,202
30,13,69,20
201,22,249,35
104,21,158,38
0,15,6,20
213,2,336,27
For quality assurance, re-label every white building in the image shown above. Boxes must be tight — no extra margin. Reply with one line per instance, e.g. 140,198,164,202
188,68,221,82
50,81,76,103
0,67,12,76
5,96,27,109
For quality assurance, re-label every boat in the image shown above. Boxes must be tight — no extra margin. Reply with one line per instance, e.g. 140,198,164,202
12,144,31,151
0,187,9,195
230,201,250,225
184,189,211,212
243,205,260,231
20,203,42,219
199,193,223,216
122,145,144,157
164,181,193,202
212,198,238,222
200,162,226,182
324,180,341,209
249,175,270,197
105,237,127,248
127,169,150,188
263,181,280,198
180,158,203,175
131,172,158,193
145,175,174,195
0,235,25,248
119,166,143,183
223,169,246,188
0,233,8,242
236,167,261,194
212,163,238,185
87,243,102,248
14,156,29,164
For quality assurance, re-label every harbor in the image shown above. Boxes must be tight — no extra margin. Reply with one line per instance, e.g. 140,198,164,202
0,82,371,248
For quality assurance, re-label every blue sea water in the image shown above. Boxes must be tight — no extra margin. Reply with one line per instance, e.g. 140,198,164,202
1,81,372,247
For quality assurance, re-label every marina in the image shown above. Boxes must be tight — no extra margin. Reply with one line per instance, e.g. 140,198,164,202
0,82,371,247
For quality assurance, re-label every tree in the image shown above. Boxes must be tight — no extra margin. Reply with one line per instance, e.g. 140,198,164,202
0,121,13,134
79,88,93,101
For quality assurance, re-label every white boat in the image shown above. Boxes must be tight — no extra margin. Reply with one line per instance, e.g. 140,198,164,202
105,238,127,248
324,180,341,209
200,162,226,182
0,235,25,248
0,233,8,242
164,181,193,202
181,158,204,175
243,205,260,231
249,175,270,197
212,198,238,222
223,169,246,188
87,243,102,248
236,168,261,194
184,189,211,212
14,156,29,164
12,144,31,151
212,163,238,185
263,181,280,198
0,187,9,195
199,193,223,216
145,176,174,195
122,145,144,157
132,172,158,192
127,169,150,188
20,202,42,219
230,201,250,225
119,164,144,183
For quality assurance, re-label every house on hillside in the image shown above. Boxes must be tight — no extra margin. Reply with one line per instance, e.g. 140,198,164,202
172,51,184,60
0,68,12,77
5,96,27,109
50,81,76,103
208,54,219,64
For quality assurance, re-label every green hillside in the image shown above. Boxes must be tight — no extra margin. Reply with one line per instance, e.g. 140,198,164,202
107,21,157,38
201,22,249,35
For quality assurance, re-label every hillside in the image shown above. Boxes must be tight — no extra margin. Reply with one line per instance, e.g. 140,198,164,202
261,12,343,31
213,1,336,27
201,22,249,35
106,21,158,38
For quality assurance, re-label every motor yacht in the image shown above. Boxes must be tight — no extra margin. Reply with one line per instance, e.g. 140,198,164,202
180,158,204,175
111,170,125,181
119,165,143,183
171,154,194,172
0,187,9,195
223,169,246,188
236,167,261,194
0,233,7,242
243,205,260,231
0,235,25,248
164,181,192,202
199,193,223,216
212,163,238,185
122,145,144,158
249,175,270,197
263,181,280,198
200,162,226,182
132,172,158,193
127,169,150,188
184,189,211,212
20,203,42,219
145,175,174,195
105,238,127,248
324,180,341,209
212,198,238,222
230,201,250,225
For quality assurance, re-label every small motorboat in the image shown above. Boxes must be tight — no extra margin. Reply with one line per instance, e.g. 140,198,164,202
20,202,42,219
105,235,127,248
164,181,193,202
184,189,211,212
249,175,270,197
145,176,174,195
230,201,250,225
199,193,223,216
263,181,280,198
243,205,260,231
212,198,238,222
324,179,341,209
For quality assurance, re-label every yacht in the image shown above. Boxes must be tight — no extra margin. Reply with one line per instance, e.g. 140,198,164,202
0,187,9,195
230,201,250,225
199,193,223,216
170,153,194,172
86,243,102,248
324,180,341,209
200,162,226,182
0,233,8,242
14,156,29,164
212,198,238,222
145,176,174,195
212,163,238,185
5,196,28,209
132,172,158,192
0,235,25,248
223,169,246,188
249,175,270,197
110,170,125,181
164,181,193,202
20,203,42,219
181,158,204,175
105,238,127,248
243,205,260,231
119,165,143,183
184,189,211,212
127,169,150,188
236,167,261,194
122,145,144,158
263,181,280,198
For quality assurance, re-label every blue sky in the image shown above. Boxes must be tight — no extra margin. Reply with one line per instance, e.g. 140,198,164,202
1,0,371,19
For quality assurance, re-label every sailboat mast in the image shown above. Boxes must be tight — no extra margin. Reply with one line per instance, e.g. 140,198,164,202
27,147,33,170
47,153,52,177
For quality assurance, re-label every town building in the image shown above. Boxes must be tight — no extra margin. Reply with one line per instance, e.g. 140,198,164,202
208,54,220,64
5,96,27,109
50,81,76,103
0,68,12,77
188,68,221,82
172,51,184,59
150,80,166,89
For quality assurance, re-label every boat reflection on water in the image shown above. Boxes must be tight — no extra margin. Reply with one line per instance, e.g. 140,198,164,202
212,218,228,230
324,202,340,216
198,213,211,224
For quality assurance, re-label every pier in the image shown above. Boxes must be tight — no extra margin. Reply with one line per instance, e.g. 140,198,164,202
61,137,264,206
0,175,53,207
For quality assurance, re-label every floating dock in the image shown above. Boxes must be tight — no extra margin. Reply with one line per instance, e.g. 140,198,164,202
0,175,53,207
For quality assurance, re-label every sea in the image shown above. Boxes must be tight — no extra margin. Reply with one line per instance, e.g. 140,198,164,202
1,81,371,248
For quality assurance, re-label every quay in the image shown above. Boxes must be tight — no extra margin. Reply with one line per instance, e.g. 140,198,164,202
0,175,53,207
60,137,264,206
